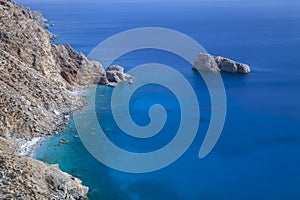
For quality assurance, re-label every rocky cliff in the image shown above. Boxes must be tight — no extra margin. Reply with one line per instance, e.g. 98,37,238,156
0,0,132,199
0,137,88,199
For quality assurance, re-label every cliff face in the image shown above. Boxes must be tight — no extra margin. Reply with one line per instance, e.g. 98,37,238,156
0,0,117,198
0,0,105,140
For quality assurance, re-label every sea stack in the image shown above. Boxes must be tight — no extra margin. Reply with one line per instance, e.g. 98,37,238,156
193,53,251,74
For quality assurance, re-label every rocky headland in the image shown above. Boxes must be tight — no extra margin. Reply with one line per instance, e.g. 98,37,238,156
0,0,131,199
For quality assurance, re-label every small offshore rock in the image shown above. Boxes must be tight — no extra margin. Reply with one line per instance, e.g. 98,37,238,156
105,65,132,84
193,53,251,74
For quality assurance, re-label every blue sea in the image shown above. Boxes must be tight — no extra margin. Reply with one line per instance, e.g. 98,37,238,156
15,0,300,199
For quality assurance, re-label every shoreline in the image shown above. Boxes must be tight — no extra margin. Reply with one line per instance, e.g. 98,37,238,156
0,0,94,198
13,86,88,159
16,86,93,159
17,137,46,157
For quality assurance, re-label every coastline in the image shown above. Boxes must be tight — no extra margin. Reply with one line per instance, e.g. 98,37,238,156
17,137,45,157
0,1,131,198
0,0,101,198
5,0,300,199
14,86,89,158
17,85,94,158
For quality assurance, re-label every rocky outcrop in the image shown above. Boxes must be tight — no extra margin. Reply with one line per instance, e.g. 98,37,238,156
0,138,88,199
21,6,51,28
193,53,251,74
52,44,107,86
106,65,133,86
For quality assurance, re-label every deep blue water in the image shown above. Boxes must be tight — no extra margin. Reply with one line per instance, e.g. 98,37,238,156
15,0,300,199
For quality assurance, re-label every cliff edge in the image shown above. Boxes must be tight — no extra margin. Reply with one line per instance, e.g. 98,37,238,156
0,0,121,198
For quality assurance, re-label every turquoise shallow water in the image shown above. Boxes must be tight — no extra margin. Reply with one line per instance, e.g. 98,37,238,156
15,0,300,199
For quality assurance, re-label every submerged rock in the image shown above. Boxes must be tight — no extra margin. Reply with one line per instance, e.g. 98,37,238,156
193,53,251,74
59,139,69,145
129,79,134,84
